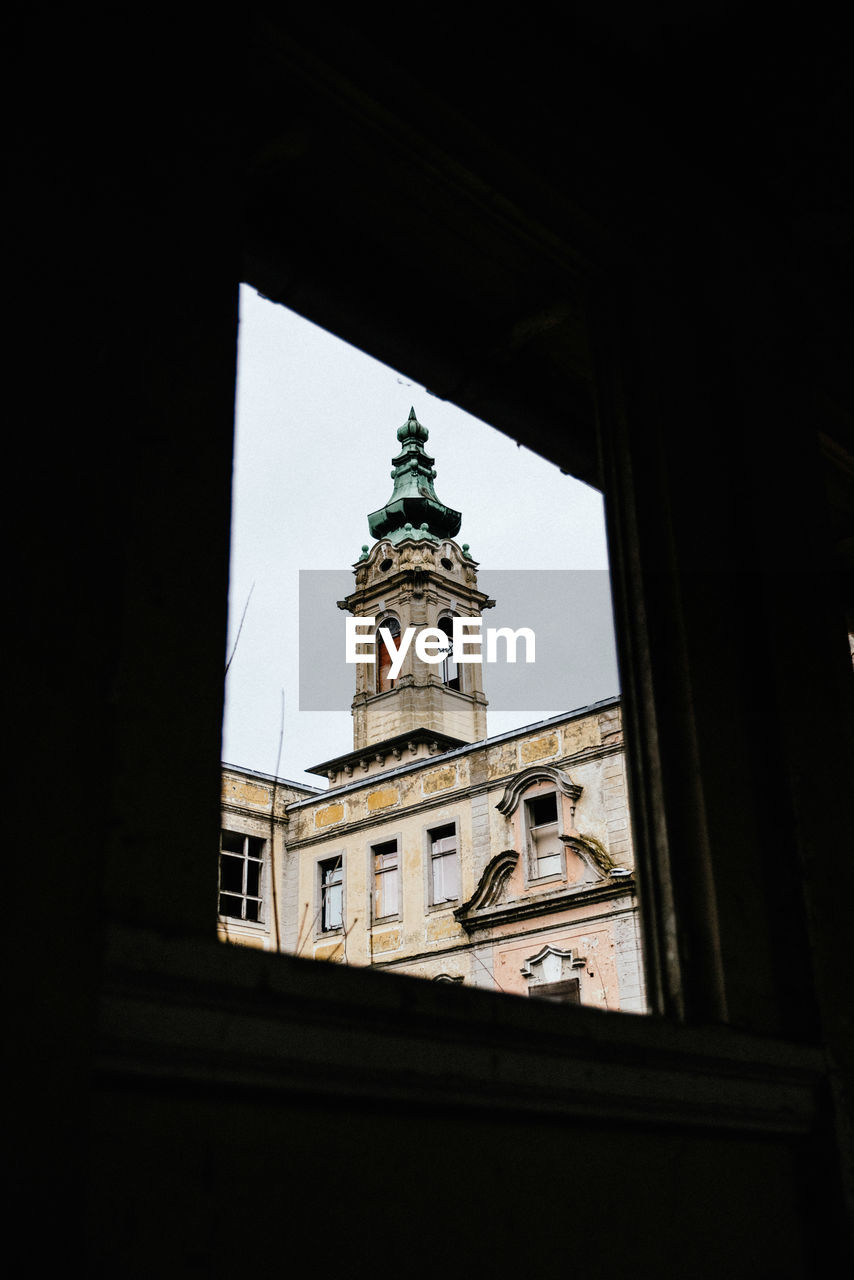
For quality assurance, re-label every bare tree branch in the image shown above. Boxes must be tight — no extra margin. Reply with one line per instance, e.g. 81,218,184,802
296,904,323,956
269,689,284,953
224,581,255,675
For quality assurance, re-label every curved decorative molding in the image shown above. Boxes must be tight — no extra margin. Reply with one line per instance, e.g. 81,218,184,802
496,765,583,817
520,944,587,980
454,849,518,918
562,832,615,880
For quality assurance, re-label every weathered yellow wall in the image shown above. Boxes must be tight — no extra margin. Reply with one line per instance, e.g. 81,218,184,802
269,703,640,1008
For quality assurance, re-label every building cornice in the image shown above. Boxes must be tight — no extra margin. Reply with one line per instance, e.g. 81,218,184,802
371,901,640,972
306,726,468,780
285,746,625,850
455,875,636,934
285,697,623,810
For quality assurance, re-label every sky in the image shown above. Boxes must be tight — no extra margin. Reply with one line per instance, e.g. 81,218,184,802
221,284,617,788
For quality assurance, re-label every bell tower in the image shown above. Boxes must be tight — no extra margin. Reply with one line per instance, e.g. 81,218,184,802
328,408,493,780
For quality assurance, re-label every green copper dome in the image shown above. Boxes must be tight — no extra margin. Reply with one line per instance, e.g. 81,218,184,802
367,408,462,545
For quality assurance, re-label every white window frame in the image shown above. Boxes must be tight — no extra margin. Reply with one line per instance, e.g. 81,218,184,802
424,817,461,909
371,836,401,922
317,852,345,935
523,791,565,884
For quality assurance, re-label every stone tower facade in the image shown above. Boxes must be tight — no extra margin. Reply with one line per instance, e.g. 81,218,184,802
337,409,492,765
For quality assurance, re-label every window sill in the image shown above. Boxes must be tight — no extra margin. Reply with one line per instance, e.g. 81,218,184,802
217,914,267,932
101,921,825,1137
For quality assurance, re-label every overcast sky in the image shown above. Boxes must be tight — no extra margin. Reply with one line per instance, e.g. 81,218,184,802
222,284,617,788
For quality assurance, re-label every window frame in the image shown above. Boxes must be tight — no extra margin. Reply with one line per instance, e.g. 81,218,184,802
376,614,401,694
436,614,462,692
529,977,581,1003
521,790,566,886
220,118,832,1037
316,851,346,936
370,835,402,923
423,816,461,910
218,828,267,927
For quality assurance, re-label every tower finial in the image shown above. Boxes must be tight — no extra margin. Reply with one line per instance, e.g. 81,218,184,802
367,409,461,544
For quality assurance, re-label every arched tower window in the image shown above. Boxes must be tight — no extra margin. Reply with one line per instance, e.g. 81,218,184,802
376,617,401,693
438,616,460,691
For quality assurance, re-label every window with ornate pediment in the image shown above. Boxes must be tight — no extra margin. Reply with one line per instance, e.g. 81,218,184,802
524,792,563,879
495,766,584,886
522,944,586,1002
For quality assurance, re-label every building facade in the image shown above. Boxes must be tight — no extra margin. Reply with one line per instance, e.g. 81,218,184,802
220,409,645,1012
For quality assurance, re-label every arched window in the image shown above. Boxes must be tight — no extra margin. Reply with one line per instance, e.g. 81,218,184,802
376,617,400,693
437,616,460,691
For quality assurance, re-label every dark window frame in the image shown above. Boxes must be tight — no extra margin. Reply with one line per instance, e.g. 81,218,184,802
218,829,265,924
529,978,581,1003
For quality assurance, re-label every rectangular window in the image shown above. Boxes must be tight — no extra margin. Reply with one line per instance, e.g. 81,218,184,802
219,830,264,922
319,855,344,931
428,822,460,904
526,793,563,879
373,839,399,919
530,978,580,1003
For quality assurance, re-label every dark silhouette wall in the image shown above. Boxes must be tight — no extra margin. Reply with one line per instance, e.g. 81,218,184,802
10,8,852,1276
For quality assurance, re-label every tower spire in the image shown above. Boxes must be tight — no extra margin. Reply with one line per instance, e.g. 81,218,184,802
367,408,462,544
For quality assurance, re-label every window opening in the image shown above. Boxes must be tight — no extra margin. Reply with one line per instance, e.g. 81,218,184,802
377,618,400,693
531,978,581,1003
223,287,645,1014
373,839,400,919
429,822,460,903
319,855,343,931
525,793,563,879
219,830,264,922
437,616,460,690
